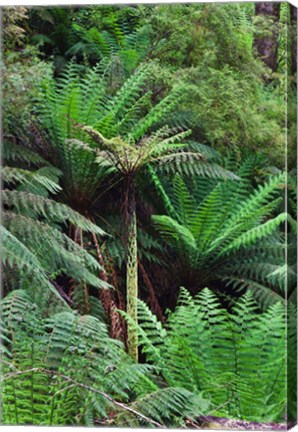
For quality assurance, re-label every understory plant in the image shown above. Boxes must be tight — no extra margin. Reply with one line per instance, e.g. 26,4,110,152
124,287,293,423
0,289,208,427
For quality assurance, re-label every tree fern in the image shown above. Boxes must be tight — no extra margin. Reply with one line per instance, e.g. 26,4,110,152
39,61,237,359
2,165,108,307
152,171,289,304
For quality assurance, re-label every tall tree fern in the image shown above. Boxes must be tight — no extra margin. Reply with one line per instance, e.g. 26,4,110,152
38,61,236,359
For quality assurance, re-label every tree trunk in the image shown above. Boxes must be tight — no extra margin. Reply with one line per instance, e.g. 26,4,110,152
91,231,125,340
126,179,138,362
254,2,281,72
139,260,165,324
291,5,297,75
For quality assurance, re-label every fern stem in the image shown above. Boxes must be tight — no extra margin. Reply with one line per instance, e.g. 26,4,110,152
125,178,138,361
11,376,19,424
30,342,35,424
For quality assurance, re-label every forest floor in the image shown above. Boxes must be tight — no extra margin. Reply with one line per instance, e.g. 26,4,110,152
196,416,290,430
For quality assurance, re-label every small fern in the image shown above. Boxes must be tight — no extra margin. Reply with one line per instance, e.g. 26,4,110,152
1,289,209,427
131,288,287,423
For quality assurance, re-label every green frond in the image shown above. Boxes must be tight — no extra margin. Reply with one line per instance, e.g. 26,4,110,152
143,129,191,161
188,182,227,246
121,299,166,366
152,215,197,258
189,141,223,162
101,62,152,126
3,141,49,166
146,165,179,220
224,276,286,307
221,212,288,255
1,226,69,309
3,211,106,289
117,387,208,427
2,166,62,194
154,152,239,180
1,289,41,333
137,229,165,264
2,190,107,236
215,173,286,245
129,84,186,141
131,288,286,422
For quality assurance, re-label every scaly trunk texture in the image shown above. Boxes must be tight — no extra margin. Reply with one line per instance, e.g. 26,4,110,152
126,179,138,361
139,260,165,323
254,2,280,72
91,231,124,339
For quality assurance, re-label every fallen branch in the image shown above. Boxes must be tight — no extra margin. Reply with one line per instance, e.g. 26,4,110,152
2,366,163,428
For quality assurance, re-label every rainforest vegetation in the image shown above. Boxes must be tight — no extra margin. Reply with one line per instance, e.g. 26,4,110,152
1,2,297,428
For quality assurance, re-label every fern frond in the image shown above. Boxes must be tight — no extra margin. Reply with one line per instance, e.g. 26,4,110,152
117,387,208,427
224,276,285,307
3,142,49,166
2,166,62,194
2,190,107,236
3,211,106,289
154,152,239,180
130,85,186,141
152,215,197,258
131,288,286,422
221,212,288,255
1,227,69,308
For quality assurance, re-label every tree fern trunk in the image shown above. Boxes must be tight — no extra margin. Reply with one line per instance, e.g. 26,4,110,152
139,260,164,323
91,230,124,340
126,179,138,361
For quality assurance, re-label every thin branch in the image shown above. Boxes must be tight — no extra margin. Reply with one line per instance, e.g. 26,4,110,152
205,399,232,416
1,367,163,428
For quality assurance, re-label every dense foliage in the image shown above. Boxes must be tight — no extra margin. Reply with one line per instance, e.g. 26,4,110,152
1,2,297,428
126,288,292,423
